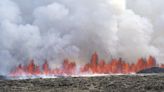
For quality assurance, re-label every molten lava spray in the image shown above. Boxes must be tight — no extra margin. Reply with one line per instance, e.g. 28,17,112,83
10,52,162,77
0,0,164,75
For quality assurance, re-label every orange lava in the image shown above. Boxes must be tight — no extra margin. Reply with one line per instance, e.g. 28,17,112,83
10,52,163,77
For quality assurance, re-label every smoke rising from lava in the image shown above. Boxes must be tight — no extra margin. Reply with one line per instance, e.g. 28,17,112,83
0,0,163,74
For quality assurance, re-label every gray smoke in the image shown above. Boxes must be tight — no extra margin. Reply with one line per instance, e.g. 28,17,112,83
0,0,163,74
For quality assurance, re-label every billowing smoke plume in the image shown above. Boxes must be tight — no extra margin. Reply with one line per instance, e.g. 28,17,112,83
0,0,163,74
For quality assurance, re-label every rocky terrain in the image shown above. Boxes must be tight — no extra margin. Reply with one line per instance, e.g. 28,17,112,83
0,74,164,92
137,67,164,74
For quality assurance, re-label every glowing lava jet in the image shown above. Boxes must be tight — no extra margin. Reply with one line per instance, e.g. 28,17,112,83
80,52,157,74
10,52,160,77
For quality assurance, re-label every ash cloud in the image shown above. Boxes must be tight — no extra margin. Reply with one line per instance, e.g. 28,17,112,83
0,0,163,74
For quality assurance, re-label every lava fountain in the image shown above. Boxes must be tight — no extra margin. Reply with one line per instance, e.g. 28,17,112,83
9,52,164,78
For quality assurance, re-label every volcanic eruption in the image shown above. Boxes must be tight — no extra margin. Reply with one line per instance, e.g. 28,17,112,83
10,52,164,78
0,0,164,78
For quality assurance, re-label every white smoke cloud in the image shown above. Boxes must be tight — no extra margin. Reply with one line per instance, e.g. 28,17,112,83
126,0,164,63
116,10,159,62
0,0,163,74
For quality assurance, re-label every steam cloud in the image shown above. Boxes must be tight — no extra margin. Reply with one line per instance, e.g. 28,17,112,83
0,0,163,74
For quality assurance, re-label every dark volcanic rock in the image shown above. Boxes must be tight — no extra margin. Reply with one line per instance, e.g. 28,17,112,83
137,67,164,73
0,75,7,80
0,75,164,92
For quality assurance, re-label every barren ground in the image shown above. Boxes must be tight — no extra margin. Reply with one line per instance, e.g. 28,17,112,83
0,74,164,92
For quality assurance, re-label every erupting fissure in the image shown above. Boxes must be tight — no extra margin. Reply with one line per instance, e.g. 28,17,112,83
10,52,162,77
